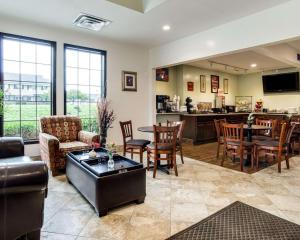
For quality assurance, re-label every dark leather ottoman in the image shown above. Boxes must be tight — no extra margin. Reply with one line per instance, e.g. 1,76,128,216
66,148,146,217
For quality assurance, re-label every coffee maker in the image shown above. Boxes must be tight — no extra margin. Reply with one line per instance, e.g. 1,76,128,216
156,95,170,113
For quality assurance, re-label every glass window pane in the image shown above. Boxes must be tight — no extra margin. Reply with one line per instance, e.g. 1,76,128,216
21,42,36,62
36,45,51,64
78,51,89,69
21,121,37,140
3,60,20,81
4,81,20,101
90,70,101,86
37,64,51,82
90,118,98,133
37,103,51,119
78,68,89,85
37,83,51,101
66,85,78,102
90,87,101,102
66,67,78,85
90,53,101,70
4,121,20,137
78,101,90,118
21,102,36,120
81,118,90,131
21,62,36,82
79,86,89,101
66,49,78,67
21,83,36,101
3,39,20,61
3,102,20,121
66,102,79,115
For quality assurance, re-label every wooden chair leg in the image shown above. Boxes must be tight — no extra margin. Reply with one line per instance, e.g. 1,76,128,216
180,146,184,164
216,142,220,159
173,152,178,176
285,150,290,169
123,145,126,157
256,149,260,170
131,149,133,159
240,149,244,172
277,152,282,173
139,147,143,163
221,147,226,166
251,148,254,169
153,156,158,178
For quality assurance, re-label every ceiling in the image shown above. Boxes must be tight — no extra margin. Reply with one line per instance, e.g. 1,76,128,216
187,50,293,75
288,39,300,52
0,0,291,47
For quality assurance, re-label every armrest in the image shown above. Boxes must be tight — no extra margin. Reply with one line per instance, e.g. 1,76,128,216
0,161,48,195
78,131,99,145
39,133,60,157
0,137,24,158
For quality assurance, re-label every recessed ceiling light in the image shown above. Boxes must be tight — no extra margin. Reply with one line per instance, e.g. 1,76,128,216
162,25,171,31
206,40,215,47
250,63,257,68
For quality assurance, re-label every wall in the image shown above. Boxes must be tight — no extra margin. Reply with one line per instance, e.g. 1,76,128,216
155,67,177,97
237,70,300,111
155,65,238,107
0,16,150,156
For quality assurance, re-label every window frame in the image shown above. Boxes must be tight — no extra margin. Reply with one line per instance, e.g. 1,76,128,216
63,43,107,132
0,32,57,144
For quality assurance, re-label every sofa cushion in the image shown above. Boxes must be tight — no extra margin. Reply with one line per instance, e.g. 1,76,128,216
40,116,82,142
59,141,90,156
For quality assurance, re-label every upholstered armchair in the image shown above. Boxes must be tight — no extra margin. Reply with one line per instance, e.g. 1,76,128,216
39,115,99,176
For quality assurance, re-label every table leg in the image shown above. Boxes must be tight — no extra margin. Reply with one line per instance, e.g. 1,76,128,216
245,129,252,166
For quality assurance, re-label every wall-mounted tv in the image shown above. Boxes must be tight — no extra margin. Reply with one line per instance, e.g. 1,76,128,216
262,72,300,93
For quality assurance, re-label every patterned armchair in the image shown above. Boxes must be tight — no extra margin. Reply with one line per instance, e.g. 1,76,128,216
39,115,99,176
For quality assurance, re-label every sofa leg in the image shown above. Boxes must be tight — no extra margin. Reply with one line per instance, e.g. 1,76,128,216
26,229,41,240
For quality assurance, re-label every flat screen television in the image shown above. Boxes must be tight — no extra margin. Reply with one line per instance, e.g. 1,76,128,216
262,72,300,93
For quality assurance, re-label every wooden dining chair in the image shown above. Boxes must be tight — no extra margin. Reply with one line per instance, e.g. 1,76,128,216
253,119,277,141
255,122,296,173
214,118,227,159
167,120,185,164
146,125,179,178
120,121,150,163
222,123,254,172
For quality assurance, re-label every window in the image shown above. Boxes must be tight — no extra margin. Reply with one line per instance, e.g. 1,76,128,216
0,33,56,142
64,44,106,132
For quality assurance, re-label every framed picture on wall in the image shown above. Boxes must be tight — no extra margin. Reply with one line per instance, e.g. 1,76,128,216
200,75,206,93
187,81,194,91
211,75,219,93
224,78,229,94
156,68,169,81
122,71,137,91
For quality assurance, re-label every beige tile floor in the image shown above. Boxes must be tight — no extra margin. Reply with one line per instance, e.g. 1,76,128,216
42,155,300,240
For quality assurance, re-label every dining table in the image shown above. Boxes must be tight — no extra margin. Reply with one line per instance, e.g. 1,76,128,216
138,126,170,174
242,124,272,165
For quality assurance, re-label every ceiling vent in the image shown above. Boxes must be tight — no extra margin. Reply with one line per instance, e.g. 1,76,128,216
73,13,111,31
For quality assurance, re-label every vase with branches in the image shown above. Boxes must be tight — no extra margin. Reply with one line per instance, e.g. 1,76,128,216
96,98,116,147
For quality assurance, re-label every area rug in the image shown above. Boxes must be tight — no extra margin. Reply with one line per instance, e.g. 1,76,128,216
167,201,300,240
182,142,276,174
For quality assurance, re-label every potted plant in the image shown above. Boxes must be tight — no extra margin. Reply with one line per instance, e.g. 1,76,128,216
96,98,116,147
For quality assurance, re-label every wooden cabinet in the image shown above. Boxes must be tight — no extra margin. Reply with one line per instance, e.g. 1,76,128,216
181,113,248,144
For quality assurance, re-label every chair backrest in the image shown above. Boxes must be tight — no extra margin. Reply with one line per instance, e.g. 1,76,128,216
285,122,296,145
153,125,179,151
223,123,244,146
119,121,133,143
40,115,82,142
278,122,288,148
255,119,277,138
167,120,185,142
214,118,227,139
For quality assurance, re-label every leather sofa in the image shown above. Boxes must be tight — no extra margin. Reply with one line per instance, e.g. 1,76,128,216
39,115,99,176
0,137,48,240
